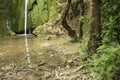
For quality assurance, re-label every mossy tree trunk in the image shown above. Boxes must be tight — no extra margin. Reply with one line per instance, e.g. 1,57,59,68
79,0,85,39
61,0,77,39
88,0,101,55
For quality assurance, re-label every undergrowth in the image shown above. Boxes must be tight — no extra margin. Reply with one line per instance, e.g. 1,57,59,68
79,39,120,80
89,44,120,80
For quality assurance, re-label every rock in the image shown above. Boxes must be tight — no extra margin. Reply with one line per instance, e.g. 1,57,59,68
43,36,52,40
67,59,74,67
0,53,3,56
1,63,15,71
37,53,44,55
0,71,4,76
44,72,51,79
38,61,46,66
40,43,50,47
46,36,51,40
8,29,16,36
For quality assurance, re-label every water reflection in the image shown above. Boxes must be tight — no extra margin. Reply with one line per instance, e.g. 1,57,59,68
0,36,41,56
24,36,32,68
0,36,41,79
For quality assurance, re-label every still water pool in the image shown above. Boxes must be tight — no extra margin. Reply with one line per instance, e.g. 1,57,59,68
0,35,79,80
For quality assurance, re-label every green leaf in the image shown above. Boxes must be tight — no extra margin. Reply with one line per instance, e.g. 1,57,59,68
107,65,112,72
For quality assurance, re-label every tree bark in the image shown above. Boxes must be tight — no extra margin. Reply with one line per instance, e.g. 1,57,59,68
61,0,77,38
79,0,85,38
88,0,101,55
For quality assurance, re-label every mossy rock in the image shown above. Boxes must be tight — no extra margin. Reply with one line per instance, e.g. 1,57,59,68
8,0,25,33
0,0,11,36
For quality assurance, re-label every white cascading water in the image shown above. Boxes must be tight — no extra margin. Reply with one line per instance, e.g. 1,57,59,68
24,0,28,35
24,0,32,68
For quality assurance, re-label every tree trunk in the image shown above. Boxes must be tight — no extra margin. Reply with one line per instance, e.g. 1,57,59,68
79,0,85,38
61,0,77,38
88,0,101,55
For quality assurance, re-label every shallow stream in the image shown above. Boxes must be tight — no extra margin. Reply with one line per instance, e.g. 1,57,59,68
0,35,81,80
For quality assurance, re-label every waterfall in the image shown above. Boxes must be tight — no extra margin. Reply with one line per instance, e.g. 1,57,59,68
24,0,32,68
24,0,28,35
7,18,11,30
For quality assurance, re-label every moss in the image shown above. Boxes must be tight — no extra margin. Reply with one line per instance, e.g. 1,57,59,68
0,0,11,36
28,0,34,10
29,0,49,26
29,0,58,27
9,0,24,32
47,0,58,20
0,0,59,34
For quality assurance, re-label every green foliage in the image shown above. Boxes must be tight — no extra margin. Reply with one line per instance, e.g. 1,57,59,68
102,16,117,43
79,15,89,23
79,39,89,61
89,44,120,80
28,0,35,10
84,1,120,80
29,0,58,26
87,1,120,79
29,0,49,26
101,0,120,43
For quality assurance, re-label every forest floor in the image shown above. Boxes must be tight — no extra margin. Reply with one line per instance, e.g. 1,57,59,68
0,35,93,80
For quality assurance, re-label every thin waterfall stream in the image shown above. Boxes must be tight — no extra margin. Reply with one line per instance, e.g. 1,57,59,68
24,0,28,35
24,0,33,79
24,0,32,68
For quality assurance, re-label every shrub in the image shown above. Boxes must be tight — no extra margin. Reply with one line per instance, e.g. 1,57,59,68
89,44,120,80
